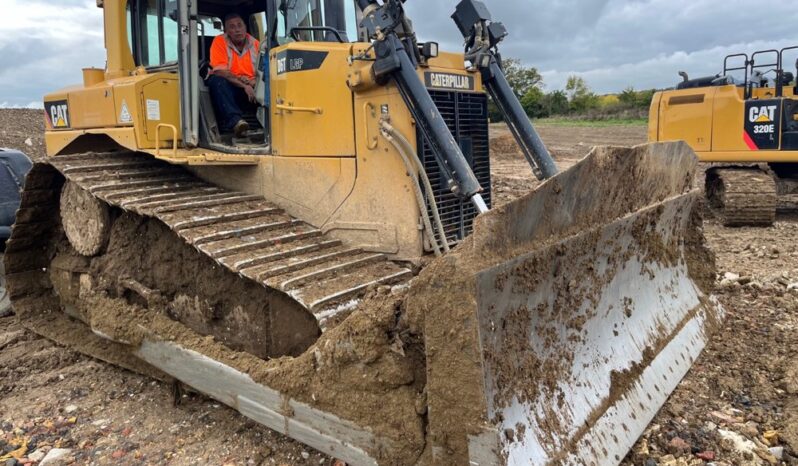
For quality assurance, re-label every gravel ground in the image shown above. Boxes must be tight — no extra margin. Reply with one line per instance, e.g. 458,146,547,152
0,109,46,161
1,111,796,465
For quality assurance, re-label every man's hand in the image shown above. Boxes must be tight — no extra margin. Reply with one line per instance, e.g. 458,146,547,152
244,84,257,103
212,69,257,102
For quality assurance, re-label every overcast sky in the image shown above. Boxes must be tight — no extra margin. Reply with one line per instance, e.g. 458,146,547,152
2,0,798,107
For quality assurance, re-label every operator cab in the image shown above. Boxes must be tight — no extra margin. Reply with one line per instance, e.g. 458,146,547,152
126,0,360,155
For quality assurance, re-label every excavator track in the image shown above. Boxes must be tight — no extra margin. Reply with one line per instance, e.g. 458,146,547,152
706,167,778,227
8,151,413,332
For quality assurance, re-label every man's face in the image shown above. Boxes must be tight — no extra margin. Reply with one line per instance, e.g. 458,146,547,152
225,16,247,44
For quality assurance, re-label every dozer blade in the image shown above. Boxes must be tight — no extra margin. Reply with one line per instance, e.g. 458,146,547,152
414,141,723,465
5,142,722,466
472,189,717,464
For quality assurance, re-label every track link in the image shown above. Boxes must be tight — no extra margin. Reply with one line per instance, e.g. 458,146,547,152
706,167,777,227
8,152,413,330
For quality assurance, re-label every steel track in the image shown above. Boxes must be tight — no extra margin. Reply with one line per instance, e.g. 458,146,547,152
706,167,778,226
5,152,413,331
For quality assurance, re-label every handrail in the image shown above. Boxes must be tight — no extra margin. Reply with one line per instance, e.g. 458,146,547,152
751,49,780,97
155,123,179,159
780,46,798,95
276,103,323,115
723,53,749,75
722,46,798,98
289,27,345,43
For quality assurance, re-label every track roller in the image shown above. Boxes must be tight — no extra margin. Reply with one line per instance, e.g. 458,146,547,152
61,181,112,256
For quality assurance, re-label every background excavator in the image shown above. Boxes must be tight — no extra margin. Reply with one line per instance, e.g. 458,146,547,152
650,46,798,226
5,0,723,464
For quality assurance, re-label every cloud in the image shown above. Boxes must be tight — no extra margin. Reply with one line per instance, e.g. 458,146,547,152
406,0,798,93
0,0,796,105
542,37,798,93
0,101,44,109
0,0,104,107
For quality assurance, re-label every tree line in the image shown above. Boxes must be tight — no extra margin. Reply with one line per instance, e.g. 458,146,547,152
490,58,656,121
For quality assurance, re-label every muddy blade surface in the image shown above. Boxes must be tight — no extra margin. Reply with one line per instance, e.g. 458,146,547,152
419,142,723,465
473,195,718,464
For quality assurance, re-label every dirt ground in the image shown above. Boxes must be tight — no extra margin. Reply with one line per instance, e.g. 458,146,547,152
0,110,46,162
1,110,797,465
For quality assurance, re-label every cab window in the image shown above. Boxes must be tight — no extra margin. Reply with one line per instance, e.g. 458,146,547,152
127,0,179,67
277,0,358,44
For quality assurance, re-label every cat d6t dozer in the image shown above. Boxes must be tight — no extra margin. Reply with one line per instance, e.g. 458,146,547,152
5,0,723,464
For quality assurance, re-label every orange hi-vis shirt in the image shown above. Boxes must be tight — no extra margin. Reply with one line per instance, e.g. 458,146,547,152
210,34,260,80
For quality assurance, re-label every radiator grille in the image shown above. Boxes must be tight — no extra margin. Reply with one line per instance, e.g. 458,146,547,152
417,91,491,246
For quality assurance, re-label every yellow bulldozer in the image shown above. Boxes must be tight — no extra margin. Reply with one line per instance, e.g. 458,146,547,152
650,46,798,226
5,0,723,464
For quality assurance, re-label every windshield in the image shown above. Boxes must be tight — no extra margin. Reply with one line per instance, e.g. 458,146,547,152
126,0,179,67
277,0,358,44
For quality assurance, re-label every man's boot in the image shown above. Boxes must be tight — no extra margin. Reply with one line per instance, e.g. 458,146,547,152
233,119,249,137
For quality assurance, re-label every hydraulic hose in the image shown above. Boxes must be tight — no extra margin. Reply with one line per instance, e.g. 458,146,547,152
380,131,442,256
381,120,451,253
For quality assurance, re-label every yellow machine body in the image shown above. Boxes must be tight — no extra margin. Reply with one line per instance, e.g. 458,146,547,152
17,1,726,464
650,83,798,162
42,1,486,261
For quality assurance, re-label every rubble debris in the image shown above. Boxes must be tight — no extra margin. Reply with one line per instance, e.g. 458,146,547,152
40,448,72,465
